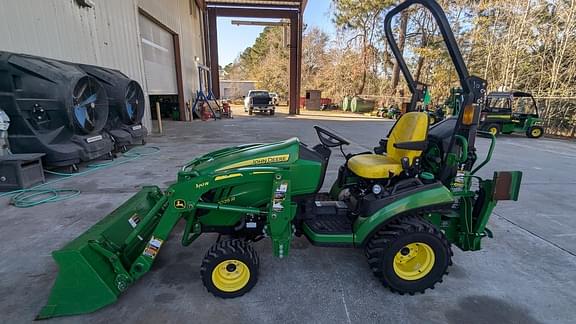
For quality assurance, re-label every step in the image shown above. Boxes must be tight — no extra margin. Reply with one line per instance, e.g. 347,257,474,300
304,212,353,235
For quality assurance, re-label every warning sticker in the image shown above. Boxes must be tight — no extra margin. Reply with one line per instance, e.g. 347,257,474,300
128,214,141,228
273,200,284,212
142,236,164,259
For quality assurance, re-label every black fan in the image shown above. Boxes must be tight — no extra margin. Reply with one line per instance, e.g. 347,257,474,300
0,51,114,167
123,80,145,125
72,76,108,134
75,64,147,148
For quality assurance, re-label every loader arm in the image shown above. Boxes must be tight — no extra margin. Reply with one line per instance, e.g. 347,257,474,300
38,165,297,319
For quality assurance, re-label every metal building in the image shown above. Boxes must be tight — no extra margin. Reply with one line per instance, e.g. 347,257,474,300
0,0,207,130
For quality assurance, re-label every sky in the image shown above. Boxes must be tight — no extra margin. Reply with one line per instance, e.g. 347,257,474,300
217,1,336,66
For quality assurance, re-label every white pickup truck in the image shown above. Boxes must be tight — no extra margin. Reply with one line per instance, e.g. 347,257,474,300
243,90,275,115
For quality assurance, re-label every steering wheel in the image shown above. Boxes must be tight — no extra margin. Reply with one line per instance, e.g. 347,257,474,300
314,125,350,147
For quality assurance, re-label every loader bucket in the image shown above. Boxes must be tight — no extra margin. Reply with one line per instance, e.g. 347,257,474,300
37,186,166,320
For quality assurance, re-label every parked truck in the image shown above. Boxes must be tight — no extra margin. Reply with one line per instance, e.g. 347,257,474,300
244,90,275,115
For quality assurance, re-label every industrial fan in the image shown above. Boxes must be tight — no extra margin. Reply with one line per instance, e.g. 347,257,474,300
78,64,147,150
0,51,113,167
72,76,108,134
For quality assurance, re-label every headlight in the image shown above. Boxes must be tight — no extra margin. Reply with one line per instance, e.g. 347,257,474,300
372,184,382,195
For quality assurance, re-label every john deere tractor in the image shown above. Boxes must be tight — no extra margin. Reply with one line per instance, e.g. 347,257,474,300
37,0,522,319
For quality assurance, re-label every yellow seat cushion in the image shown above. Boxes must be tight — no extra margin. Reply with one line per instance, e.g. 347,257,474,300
347,154,403,179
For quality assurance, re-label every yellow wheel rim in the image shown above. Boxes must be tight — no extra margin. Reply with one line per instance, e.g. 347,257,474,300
393,242,435,281
531,128,542,137
211,259,250,292
489,127,498,135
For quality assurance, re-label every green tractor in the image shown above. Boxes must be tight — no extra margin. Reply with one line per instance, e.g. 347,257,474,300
445,87,464,116
37,0,523,320
480,91,544,138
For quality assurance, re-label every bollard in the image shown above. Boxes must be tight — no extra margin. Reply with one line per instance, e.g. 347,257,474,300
155,102,163,134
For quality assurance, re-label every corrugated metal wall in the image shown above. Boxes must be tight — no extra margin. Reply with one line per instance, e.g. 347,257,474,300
0,0,205,131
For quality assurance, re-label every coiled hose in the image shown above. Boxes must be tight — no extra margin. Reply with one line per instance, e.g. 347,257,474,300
0,146,160,208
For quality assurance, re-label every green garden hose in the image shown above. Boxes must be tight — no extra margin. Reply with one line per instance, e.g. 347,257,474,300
0,146,160,208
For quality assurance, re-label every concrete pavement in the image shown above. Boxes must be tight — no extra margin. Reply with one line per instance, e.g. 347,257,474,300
1,107,575,323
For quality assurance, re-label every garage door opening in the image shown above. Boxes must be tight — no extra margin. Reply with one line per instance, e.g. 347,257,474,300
218,18,290,114
138,10,185,122
204,1,305,115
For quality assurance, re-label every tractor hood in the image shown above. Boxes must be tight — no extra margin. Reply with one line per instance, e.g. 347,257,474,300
180,138,301,177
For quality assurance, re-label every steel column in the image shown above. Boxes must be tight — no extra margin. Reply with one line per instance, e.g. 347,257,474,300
207,8,220,98
289,13,300,115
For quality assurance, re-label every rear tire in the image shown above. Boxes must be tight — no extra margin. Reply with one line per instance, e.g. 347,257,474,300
200,239,259,298
527,126,543,138
270,109,275,116
248,108,253,115
365,215,452,295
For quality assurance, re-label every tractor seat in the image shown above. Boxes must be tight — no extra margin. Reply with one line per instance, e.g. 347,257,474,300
347,112,429,179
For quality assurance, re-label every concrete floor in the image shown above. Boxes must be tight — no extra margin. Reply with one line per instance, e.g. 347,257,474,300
1,107,576,323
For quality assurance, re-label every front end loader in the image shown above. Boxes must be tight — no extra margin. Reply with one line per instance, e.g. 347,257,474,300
38,0,522,319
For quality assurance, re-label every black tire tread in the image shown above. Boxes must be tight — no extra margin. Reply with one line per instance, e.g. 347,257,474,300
200,239,259,298
365,214,452,294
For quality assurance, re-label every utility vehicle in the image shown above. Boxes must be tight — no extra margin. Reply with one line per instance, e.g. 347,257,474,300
480,91,544,138
38,0,522,319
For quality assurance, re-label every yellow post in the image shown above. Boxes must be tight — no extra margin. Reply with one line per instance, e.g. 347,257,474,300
155,102,163,134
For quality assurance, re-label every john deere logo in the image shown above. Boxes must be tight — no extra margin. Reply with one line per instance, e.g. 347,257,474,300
216,154,290,171
174,199,186,209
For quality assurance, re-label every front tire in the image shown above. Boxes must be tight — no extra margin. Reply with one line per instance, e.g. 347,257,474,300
485,123,501,136
270,109,275,116
248,107,253,115
200,239,259,298
527,126,543,138
365,215,452,295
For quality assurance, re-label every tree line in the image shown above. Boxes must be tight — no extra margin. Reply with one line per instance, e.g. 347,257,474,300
223,0,576,136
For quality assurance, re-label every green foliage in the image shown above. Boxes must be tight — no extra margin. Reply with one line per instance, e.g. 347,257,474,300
225,26,289,99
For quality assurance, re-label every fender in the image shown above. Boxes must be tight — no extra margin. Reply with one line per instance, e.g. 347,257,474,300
353,185,454,245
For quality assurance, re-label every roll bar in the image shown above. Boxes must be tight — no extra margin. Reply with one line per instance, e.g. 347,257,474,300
384,0,488,177
384,0,486,112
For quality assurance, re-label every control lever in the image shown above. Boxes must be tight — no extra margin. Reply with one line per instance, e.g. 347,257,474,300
401,157,410,173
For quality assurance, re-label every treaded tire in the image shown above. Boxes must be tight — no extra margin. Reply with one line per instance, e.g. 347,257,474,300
526,126,543,138
485,123,501,136
365,215,452,295
270,109,275,116
248,108,253,115
200,239,259,298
